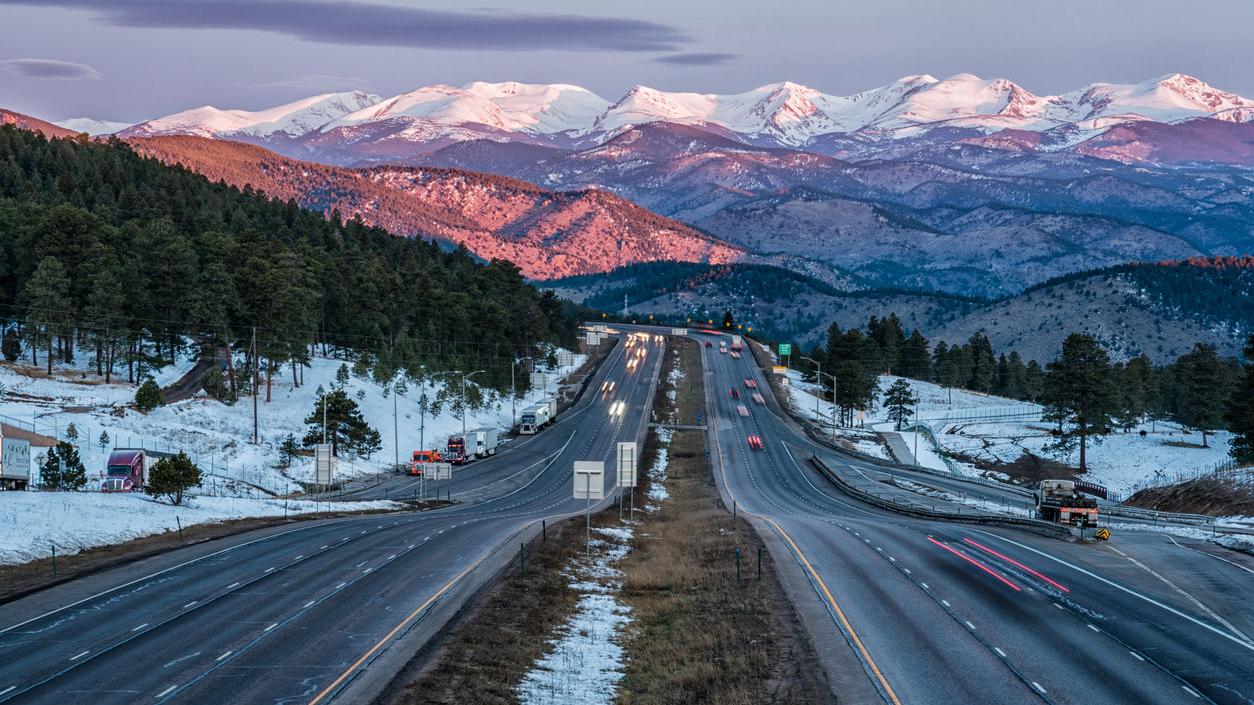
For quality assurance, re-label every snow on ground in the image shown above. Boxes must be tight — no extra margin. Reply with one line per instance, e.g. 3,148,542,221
0,491,400,565
0,347,584,496
1109,522,1254,555
783,371,1233,495
645,427,671,510
892,478,1034,518
516,525,633,705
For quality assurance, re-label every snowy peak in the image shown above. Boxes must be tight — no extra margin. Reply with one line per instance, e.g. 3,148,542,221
122,90,381,139
1069,73,1254,124
53,117,133,135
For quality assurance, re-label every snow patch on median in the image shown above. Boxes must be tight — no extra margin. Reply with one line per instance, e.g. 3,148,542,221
517,525,633,705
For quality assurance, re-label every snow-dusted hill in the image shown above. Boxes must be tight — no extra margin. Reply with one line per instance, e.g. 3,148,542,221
121,90,380,139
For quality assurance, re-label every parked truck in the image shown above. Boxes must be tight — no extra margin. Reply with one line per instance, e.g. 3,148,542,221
102,448,170,492
0,435,32,490
519,398,557,434
408,449,442,476
1035,479,1099,527
446,427,500,465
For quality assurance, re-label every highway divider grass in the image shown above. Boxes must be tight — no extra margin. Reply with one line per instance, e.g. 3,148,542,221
615,337,832,705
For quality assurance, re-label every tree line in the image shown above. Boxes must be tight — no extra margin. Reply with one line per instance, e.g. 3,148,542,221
803,313,1254,469
0,126,580,398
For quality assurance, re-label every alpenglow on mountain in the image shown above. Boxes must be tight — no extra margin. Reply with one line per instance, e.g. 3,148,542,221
116,73,1253,151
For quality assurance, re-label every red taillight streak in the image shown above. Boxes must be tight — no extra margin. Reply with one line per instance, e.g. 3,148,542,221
926,536,1021,592
962,538,1070,593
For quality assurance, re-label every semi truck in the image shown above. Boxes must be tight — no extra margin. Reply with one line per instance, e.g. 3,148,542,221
1035,479,1099,527
408,449,442,476
730,335,743,351
0,436,32,490
519,398,557,434
102,448,170,492
446,427,500,464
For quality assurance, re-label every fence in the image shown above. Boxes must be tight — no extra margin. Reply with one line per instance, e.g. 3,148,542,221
1128,458,1254,494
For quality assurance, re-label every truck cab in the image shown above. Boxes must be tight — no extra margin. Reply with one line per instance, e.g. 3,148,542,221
103,450,145,492
1036,479,1099,527
409,450,441,475
446,436,469,465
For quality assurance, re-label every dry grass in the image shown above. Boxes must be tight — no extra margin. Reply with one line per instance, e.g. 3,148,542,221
616,338,830,705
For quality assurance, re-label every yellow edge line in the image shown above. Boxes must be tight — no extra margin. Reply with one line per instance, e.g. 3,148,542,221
307,561,478,705
706,348,902,705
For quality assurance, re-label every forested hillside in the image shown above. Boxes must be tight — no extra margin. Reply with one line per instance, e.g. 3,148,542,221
0,125,577,393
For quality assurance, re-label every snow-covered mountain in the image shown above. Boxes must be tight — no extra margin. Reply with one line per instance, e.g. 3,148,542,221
53,117,133,135
120,90,381,139
120,74,1254,159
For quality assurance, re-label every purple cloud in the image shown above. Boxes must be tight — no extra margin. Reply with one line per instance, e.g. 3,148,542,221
653,52,737,66
0,0,689,52
0,57,101,79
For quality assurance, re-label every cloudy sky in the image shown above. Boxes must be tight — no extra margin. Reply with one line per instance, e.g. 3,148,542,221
2,0,1252,123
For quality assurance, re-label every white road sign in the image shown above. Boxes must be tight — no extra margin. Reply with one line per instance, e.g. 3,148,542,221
616,442,637,488
573,461,605,500
423,462,453,481
671,328,687,336
314,444,336,485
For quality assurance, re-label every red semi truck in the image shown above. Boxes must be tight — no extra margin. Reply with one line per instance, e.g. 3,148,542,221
102,448,169,492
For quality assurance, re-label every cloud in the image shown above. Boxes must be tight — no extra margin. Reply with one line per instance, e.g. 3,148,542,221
241,74,371,92
653,52,737,66
1,1,689,52
0,57,101,79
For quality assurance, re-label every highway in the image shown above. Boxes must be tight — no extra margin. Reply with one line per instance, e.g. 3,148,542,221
659,326,1254,705
0,331,664,705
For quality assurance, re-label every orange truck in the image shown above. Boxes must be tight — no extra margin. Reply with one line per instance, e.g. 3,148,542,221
409,449,442,475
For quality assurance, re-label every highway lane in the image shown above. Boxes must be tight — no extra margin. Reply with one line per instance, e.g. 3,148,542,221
0,332,665,705
674,326,1254,705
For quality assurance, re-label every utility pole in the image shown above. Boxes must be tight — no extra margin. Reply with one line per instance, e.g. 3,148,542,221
511,356,533,429
393,373,399,471
250,327,258,445
461,370,486,438
802,357,823,427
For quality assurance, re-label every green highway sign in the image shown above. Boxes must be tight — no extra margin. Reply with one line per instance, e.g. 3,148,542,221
779,343,792,357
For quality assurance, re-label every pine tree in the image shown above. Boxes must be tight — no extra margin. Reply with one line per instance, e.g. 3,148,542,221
899,330,931,381
1,325,19,362
146,452,202,506
884,379,919,431
41,441,87,490
136,377,164,411
303,389,382,457
1226,334,1254,462
1041,334,1119,472
21,256,72,373
721,309,735,330
967,333,996,393
1173,343,1227,448
98,430,111,452
1117,355,1154,431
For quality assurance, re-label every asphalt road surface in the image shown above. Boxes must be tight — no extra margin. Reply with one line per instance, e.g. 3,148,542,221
672,324,1254,705
0,331,664,705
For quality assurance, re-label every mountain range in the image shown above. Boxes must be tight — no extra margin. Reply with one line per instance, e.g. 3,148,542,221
93,73,1254,163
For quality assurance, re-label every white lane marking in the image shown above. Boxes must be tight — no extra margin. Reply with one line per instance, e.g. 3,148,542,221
70,650,89,661
920,582,929,589
303,601,316,609
264,567,275,573
226,582,240,590
1032,682,1047,695
0,686,15,696
1167,535,1254,576
979,532,1254,653
386,554,396,561
888,556,895,562
965,620,976,630
1130,651,1145,661
941,600,951,607
1087,624,1100,632
1183,686,1201,698
156,685,177,699
182,601,197,609
216,651,232,662
0,523,319,637
903,568,911,575
1054,603,1064,609
993,647,1007,658
131,623,149,632
294,555,303,560
335,582,346,589
363,568,372,574
320,545,328,550
1109,544,1252,644
407,544,416,550
264,623,278,632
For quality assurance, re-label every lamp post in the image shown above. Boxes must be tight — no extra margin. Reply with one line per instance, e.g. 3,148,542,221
511,356,533,429
801,357,822,426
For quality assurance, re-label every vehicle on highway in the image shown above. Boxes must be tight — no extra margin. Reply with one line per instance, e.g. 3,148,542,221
705,341,712,348
744,378,757,388
730,388,740,398
1035,479,1100,527
446,427,499,465
0,434,32,491
519,398,557,434
102,448,170,492
719,346,728,354
737,404,750,417
730,335,743,351
408,449,442,475
751,392,765,405
747,435,764,450
731,351,741,359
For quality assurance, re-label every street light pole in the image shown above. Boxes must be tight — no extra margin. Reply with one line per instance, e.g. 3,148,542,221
802,357,822,426
461,370,486,438
510,356,533,430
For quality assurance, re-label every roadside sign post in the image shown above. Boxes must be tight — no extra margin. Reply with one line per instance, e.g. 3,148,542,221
314,443,335,490
617,442,637,521
573,461,605,553
778,343,792,370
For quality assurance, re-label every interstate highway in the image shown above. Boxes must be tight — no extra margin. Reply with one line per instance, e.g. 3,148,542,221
0,332,664,705
636,325,1254,705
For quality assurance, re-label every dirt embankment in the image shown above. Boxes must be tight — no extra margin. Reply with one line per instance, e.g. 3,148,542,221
1125,475,1254,516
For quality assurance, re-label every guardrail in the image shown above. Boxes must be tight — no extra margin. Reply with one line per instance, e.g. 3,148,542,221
809,455,1077,541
